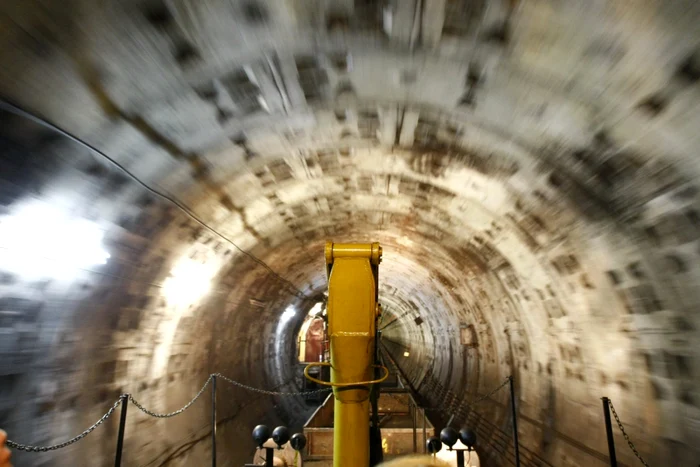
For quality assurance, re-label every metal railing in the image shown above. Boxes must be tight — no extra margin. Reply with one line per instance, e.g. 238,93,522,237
6,373,330,466
601,397,650,467
382,341,651,467
5,374,651,467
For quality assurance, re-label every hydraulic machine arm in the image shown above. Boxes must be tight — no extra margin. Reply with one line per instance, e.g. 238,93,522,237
304,242,387,467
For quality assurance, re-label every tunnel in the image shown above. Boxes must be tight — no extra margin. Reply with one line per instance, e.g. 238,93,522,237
1,0,699,466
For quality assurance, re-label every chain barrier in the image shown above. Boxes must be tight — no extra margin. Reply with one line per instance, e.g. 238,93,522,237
5,372,330,452
424,376,511,415
6,397,123,452
468,376,511,405
214,373,331,397
608,399,650,467
129,374,214,418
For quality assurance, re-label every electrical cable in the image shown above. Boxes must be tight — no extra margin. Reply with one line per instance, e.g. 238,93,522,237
0,99,310,299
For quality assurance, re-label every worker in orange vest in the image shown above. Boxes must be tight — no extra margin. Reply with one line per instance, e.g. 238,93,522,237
0,430,10,467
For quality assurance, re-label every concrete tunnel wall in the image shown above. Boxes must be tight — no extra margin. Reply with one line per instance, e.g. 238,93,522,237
0,0,699,466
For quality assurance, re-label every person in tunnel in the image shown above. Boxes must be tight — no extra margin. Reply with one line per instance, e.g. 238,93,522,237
0,430,11,467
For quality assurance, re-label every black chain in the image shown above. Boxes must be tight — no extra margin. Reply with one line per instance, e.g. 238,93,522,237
467,377,511,405
6,397,123,452
129,375,214,418
424,376,511,414
5,373,330,452
608,399,650,466
214,373,331,396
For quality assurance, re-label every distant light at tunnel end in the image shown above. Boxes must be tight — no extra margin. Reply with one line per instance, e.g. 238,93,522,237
403,351,410,357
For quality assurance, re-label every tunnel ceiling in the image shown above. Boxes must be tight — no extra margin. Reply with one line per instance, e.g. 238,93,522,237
1,0,700,466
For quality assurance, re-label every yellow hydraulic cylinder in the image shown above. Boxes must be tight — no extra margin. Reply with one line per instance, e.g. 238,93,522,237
325,242,381,467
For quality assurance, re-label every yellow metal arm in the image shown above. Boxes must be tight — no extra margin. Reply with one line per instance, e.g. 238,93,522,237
304,242,381,467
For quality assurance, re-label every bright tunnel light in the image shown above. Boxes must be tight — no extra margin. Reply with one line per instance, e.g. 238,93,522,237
435,440,480,466
307,301,323,316
152,255,221,377
161,256,218,307
279,305,297,324
0,200,110,279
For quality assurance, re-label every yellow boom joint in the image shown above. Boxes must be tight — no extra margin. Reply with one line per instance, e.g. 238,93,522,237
321,242,382,467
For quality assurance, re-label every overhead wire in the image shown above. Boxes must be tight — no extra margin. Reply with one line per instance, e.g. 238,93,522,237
0,98,310,300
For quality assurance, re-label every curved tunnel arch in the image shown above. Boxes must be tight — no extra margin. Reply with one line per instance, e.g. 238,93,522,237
1,1,699,466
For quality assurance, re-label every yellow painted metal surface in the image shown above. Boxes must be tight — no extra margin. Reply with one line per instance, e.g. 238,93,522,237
325,242,381,467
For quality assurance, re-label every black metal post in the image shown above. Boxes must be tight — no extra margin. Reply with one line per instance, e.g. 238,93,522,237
456,450,465,467
411,401,417,453
422,408,427,454
211,375,217,467
265,447,274,467
508,376,521,467
115,394,129,467
370,329,383,466
602,397,618,466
